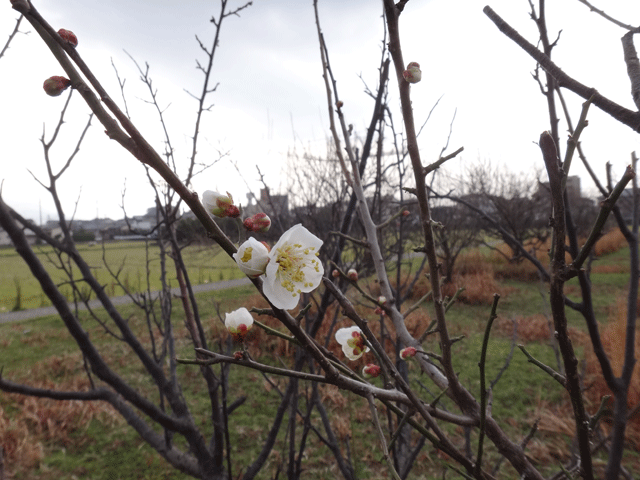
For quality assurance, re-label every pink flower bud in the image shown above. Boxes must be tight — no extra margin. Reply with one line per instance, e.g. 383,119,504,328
402,62,422,84
243,213,271,233
43,76,71,97
57,29,78,47
374,306,385,316
347,269,358,281
332,269,340,278
362,364,381,378
402,210,410,217
400,346,417,359
233,351,245,360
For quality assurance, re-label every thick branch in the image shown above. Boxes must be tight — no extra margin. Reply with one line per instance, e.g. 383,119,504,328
484,6,640,132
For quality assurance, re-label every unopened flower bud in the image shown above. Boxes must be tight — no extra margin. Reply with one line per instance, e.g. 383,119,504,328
57,29,78,47
332,269,340,278
378,296,387,305
402,62,422,84
362,364,381,378
336,100,343,108
233,238,270,278
402,210,410,217
374,306,385,316
400,346,417,359
225,307,254,342
43,76,71,97
202,190,238,218
233,351,245,360
347,269,358,281
243,212,271,233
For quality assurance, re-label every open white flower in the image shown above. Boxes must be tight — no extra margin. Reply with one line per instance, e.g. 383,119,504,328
335,326,370,361
234,237,270,278
225,307,254,342
262,224,323,310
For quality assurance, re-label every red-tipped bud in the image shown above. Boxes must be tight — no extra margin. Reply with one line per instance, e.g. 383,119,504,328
57,29,78,47
233,351,245,360
347,269,358,281
332,269,340,278
402,210,410,217
362,364,381,378
402,62,422,84
374,306,385,316
43,76,71,97
400,346,417,359
243,212,271,232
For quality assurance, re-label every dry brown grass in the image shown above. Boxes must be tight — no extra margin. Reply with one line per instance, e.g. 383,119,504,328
0,374,121,477
495,314,589,345
594,228,628,256
583,297,640,449
443,271,503,305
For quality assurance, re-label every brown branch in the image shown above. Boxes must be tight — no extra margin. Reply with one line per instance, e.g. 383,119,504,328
575,0,639,32
0,14,23,61
622,31,640,110
483,6,640,132
539,131,594,480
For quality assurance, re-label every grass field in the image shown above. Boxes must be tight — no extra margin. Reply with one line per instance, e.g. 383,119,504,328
1,230,639,478
0,241,244,312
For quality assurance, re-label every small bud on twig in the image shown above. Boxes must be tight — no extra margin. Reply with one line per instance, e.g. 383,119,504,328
43,76,71,97
403,62,422,84
57,29,78,47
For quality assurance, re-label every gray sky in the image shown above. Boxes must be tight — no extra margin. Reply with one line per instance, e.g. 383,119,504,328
2,0,640,223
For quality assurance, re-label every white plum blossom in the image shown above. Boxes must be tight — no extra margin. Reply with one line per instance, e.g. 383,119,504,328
234,238,270,278
262,224,323,310
335,326,370,361
225,307,254,342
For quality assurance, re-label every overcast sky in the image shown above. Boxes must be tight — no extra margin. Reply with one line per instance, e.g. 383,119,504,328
2,0,640,223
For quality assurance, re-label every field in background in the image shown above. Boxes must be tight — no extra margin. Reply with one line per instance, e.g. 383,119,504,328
1,229,639,478
0,241,244,312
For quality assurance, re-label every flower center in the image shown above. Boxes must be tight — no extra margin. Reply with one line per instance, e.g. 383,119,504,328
275,243,320,295
346,331,366,355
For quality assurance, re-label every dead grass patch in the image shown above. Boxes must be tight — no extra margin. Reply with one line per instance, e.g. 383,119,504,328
583,296,640,448
594,229,628,256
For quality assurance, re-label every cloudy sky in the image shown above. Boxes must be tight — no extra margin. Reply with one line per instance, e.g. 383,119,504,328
1,0,640,223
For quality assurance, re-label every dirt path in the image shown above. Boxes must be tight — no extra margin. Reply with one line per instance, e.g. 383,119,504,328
0,277,251,324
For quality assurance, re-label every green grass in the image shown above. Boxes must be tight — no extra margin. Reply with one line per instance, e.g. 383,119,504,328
0,245,638,478
0,241,244,312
